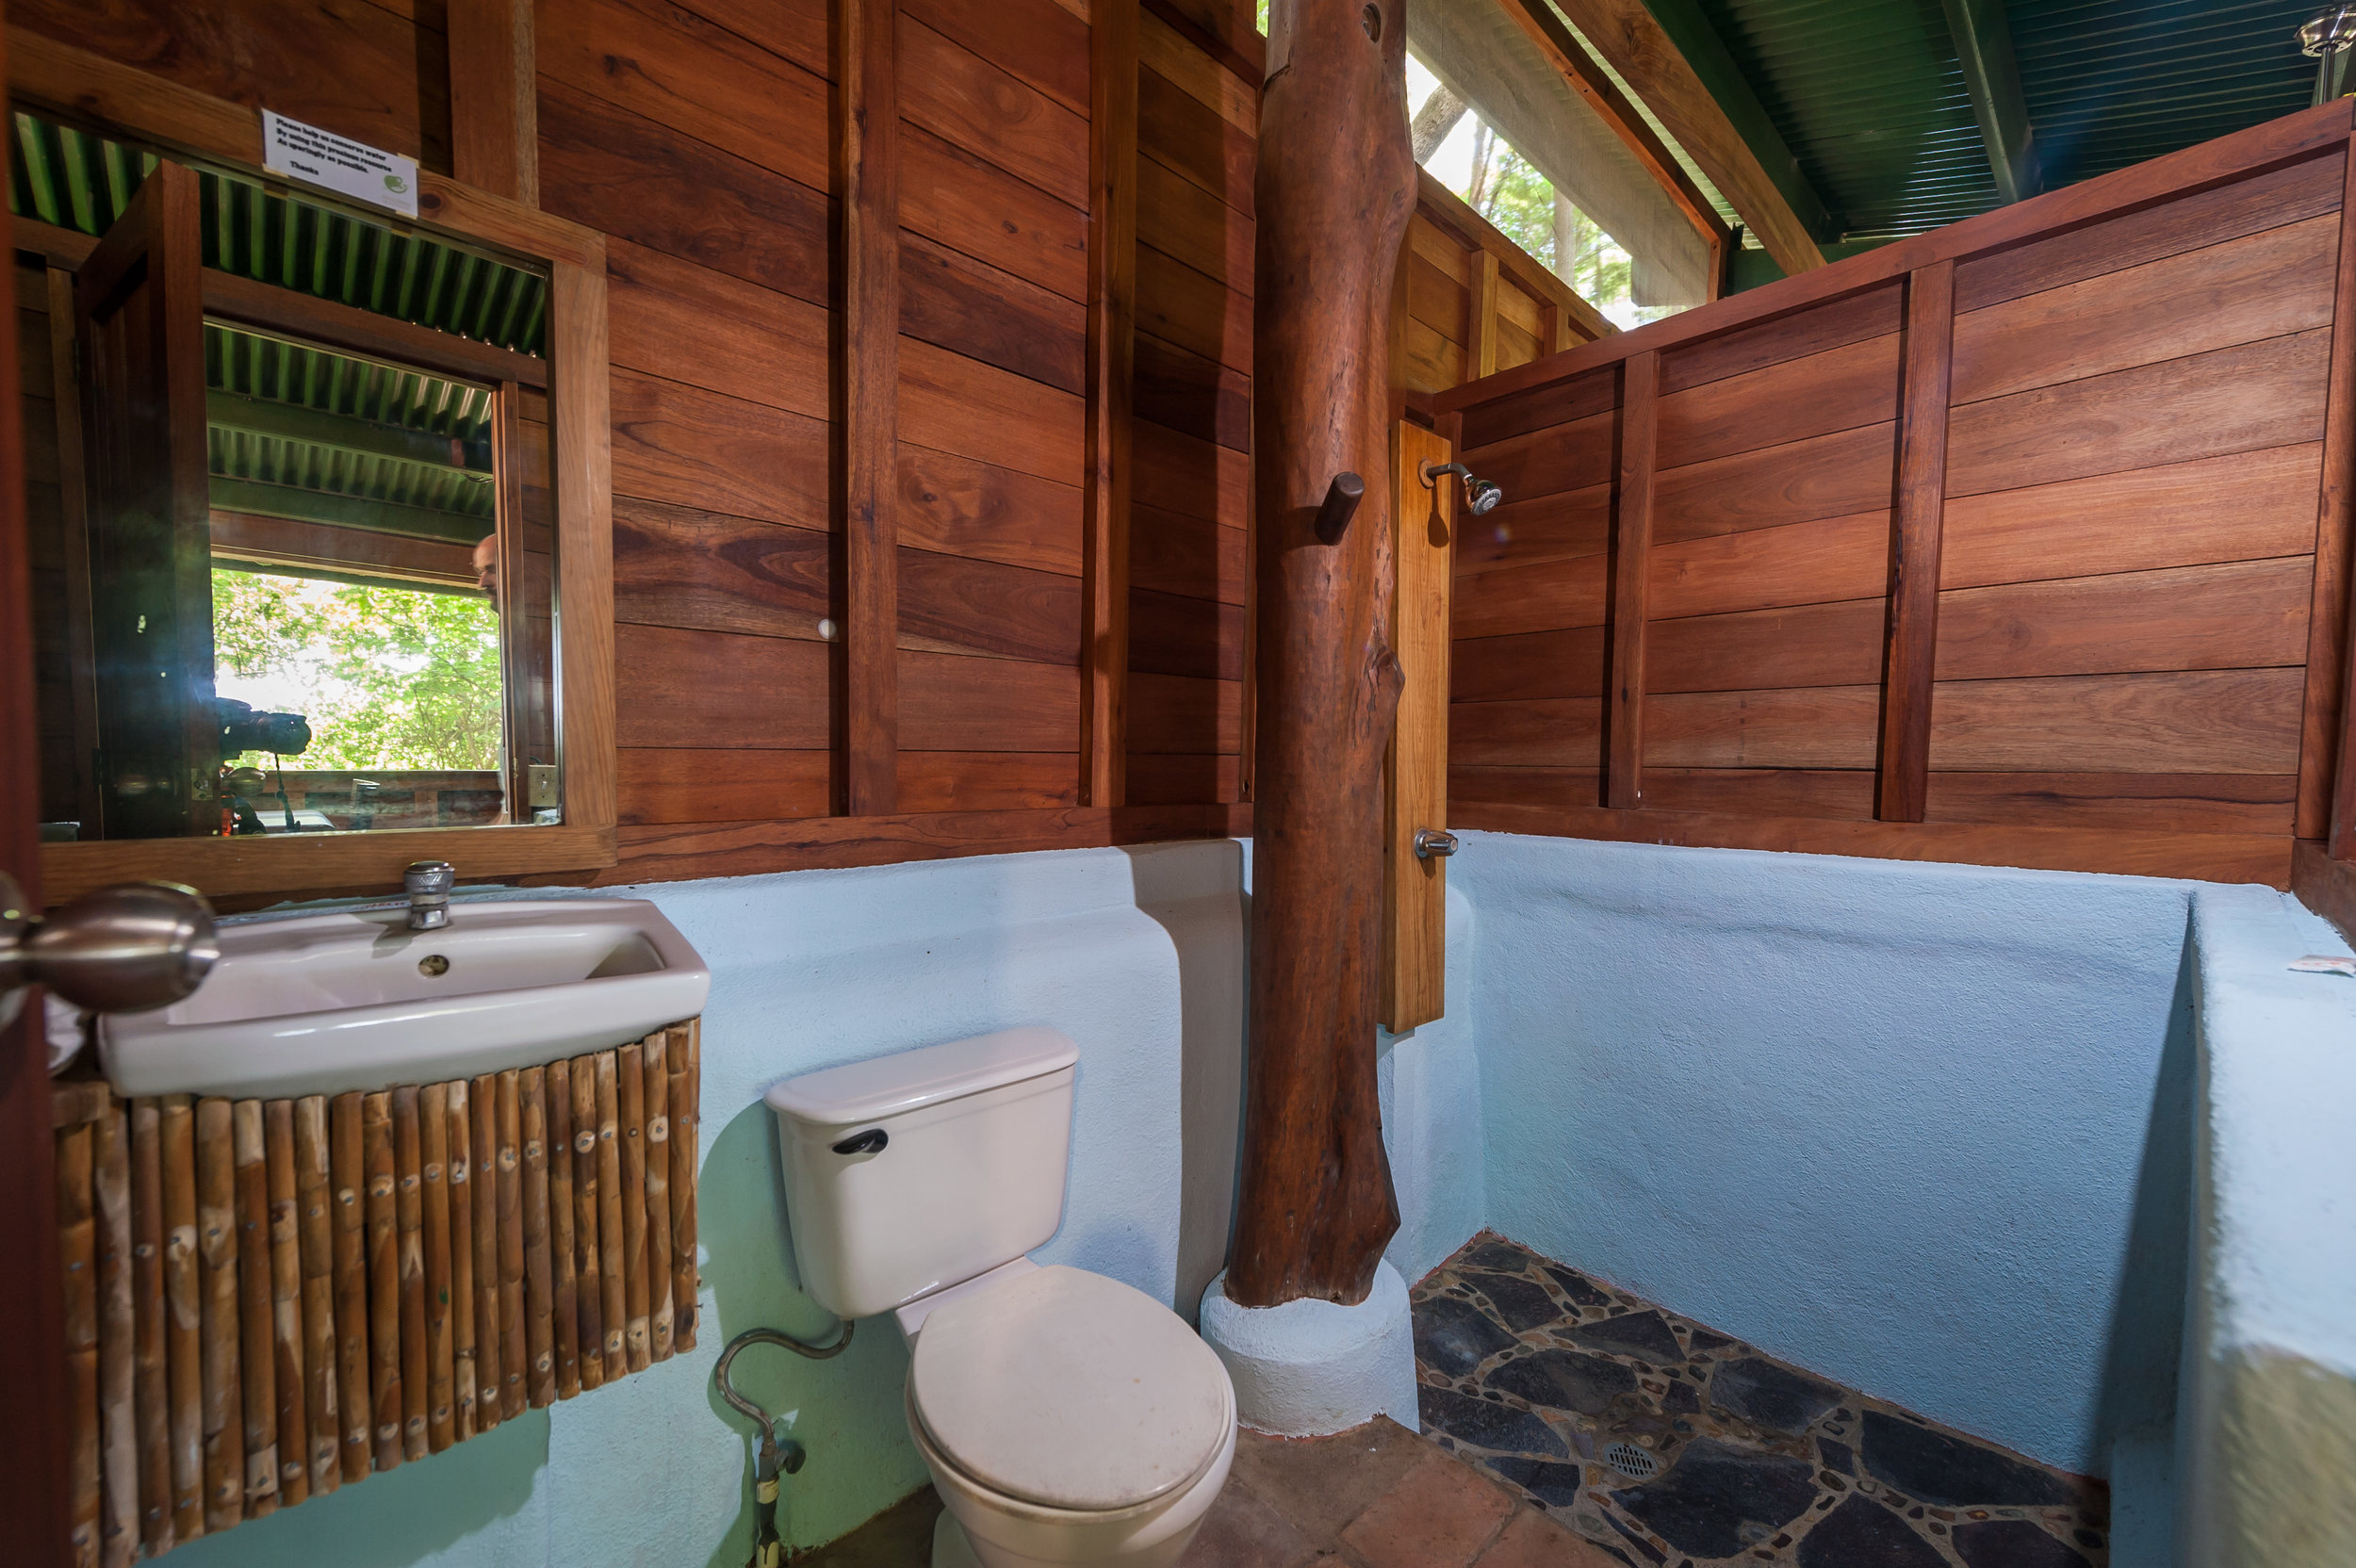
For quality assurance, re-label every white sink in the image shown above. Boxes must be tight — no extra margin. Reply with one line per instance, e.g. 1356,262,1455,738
101,898,712,1100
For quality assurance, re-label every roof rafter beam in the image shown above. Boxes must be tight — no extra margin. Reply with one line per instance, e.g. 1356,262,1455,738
1940,0,2042,205
1493,0,1734,291
1548,0,1828,274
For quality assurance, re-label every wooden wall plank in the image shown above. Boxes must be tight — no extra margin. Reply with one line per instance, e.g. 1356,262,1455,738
1131,506,1246,604
1953,151,2346,314
1458,410,1616,505
1648,597,1884,694
1945,331,2331,498
1456,364,1617,449
613,498,831,643
1606,353,1659,808
609,371,828,532
1925,772,2297,836
1648,509,1890,621
538,0,828,194
903,124,1089,302
1086,0,1140,808
618,750,832,826
902,18,1088,209
841,0,901,816
605,239,827,417
1653,421,1896,544
1940,444,2321,590
2319,138,2356,853
898,338,1085,483
1937,559,2313,682
1137,155,1254,304
1641,768,1874,820
1452,697,1605,767
450,0,537,204
1134,418,1249,525
1930,668,2306,773
901,232,1087,393
1654,329,1900,469
1659,282,1905,396
900,653,1082,751
899,449,1084,576
898,752,1080,810
1138,64,1253,215
901,547,1084,664
1878,260,1956,823
1136,246,1249,371
1128,588,1243,680
1452,482,1612,578
614,627,830,750
1384,423,1455,1030
1450,626,1608,704
538,81,828,307
1950,216,2337,406
1452,552,1610,640
903,0,1089,114
1648,687,1882,769
1127,672,1242,753
1133,334,1251,453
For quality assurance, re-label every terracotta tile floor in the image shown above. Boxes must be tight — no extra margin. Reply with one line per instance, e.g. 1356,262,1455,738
794,1417,1613,1566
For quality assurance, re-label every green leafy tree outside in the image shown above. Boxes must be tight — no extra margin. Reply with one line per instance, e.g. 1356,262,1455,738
211,567,502,771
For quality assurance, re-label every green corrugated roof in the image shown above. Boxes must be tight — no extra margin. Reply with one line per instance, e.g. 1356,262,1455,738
1677,0,2317,245
8,111,548,355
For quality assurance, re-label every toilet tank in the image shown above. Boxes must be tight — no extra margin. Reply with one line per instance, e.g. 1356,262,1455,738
766,1027,1079,1320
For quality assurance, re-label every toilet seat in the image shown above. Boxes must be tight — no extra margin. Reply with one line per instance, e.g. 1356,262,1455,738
908,1265,1233,1514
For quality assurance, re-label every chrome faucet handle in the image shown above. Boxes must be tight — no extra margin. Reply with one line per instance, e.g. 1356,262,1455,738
403,860,455,931
1413,827,1460,859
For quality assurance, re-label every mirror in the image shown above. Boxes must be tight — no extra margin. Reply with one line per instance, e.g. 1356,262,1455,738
12,113,560,841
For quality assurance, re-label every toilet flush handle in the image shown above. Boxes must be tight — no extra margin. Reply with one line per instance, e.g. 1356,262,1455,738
830,1127,888,1156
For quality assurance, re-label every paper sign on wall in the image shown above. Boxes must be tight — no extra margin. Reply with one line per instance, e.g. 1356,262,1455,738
261,109,419,219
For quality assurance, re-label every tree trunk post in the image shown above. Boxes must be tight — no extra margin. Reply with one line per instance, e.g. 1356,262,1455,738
1226,0,1415,1309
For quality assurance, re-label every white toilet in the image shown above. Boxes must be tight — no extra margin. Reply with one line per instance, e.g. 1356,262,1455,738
767,1028,1236,1568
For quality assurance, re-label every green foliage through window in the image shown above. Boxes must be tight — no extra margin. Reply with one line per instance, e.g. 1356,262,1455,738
211,568,503,772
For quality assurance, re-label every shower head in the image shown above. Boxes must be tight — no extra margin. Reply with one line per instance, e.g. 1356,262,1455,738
1422,461,1504,515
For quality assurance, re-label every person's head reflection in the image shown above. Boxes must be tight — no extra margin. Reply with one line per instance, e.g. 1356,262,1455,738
473,532,499,604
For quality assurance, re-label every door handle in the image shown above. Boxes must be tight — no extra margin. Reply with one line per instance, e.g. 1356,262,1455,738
0,873,219,1030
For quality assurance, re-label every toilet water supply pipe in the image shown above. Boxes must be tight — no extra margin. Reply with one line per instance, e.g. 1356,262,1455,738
713,1322,857,1567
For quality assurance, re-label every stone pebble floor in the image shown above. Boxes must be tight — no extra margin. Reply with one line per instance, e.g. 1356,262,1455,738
1413,1233,2111,1568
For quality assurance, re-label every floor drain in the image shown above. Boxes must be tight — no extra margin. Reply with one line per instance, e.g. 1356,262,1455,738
1603,1442,1659,1480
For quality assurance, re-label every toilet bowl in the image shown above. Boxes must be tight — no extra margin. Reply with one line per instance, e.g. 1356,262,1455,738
768,1030,1237,1568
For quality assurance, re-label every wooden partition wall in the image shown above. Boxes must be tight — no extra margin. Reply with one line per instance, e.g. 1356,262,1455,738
1398,171,1617,398
1438,101,2356,889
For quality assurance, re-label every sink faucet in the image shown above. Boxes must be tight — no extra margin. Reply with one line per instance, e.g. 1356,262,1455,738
404,860,454,931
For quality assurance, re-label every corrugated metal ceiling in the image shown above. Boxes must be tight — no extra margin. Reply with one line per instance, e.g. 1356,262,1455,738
1688,0,2317,244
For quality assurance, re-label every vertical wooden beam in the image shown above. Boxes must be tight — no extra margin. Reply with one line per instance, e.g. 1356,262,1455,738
1604,351,1658,809
839,0,901,817
548,259,614,838
1083,0,1139,808
2314,141,2356,855
1383,420,1454,1031
1876,260,1956,824
1229,0,1415,1309
1466,251,1501,381
448,0,539,205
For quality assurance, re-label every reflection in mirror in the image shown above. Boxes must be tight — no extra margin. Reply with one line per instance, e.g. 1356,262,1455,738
12,110,559,841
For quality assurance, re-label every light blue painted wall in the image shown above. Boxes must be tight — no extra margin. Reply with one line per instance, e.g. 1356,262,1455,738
1450,830,2197,1479
159,841,1259,1566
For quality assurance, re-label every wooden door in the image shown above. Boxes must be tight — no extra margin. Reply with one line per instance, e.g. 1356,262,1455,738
74,160,213,840
1,4,84,1554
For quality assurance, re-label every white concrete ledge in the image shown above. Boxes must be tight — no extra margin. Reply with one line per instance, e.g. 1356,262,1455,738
1198,1262,1420,1437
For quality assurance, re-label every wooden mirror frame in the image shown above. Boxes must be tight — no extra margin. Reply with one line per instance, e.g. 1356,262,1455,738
10,28,615,906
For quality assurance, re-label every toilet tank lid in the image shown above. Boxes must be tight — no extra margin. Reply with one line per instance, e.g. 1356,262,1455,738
765,1026,1079,1127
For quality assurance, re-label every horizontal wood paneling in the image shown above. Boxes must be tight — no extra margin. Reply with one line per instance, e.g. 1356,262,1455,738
1130,506,1245,604
1125,752,1242,805
1134,333,1250,452
898,232,1087,393
1137,155,1253,302
902,0,1088,115
897,448,1084,576
1128,673,1242,753
902,124,1088,302
1450,627,1607,704
1950,216,2337,405
609,370,829,531
899,547,1084,664
1137,245,1249,371
1928,668,2306,773
613,498,831,641
898,337,1085,483
1934,559,2313,681
896,752,1080,811
1646,686,1881,769
614,626,830,750
605,239,827,417
618,749,831,825
899,652,1081,751
1922,772,2297,836
1138,62,1252,216
1128,587,1243,680
1944,331,2331,498
1939,444,2322,588
900,17,1088,208
1134,417,1249,525
1441,109,2348,886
